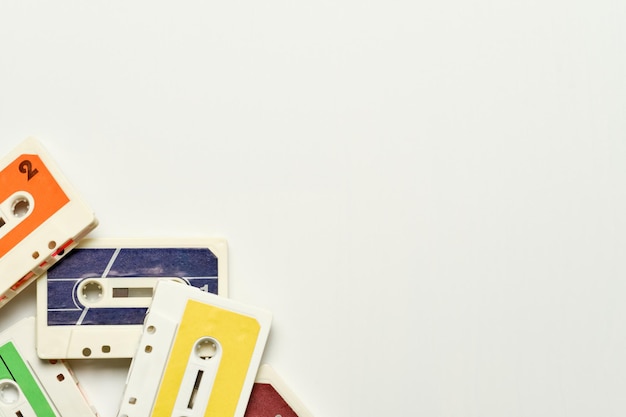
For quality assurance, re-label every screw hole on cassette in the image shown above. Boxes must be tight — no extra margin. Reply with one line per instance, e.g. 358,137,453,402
11,196,30,218
57,374,65,382
147,325,156,334
195,337,219,360
48,240,56,249
52,239,73,257
102,345,111,353
32,251,39,259
145,345,153,353
129,397,137,405
82,348,91,357
0,381,19,404
81,280,103,302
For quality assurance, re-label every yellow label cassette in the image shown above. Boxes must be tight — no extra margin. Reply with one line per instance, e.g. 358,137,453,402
0,138,98,308
36,238,228,359
117,280,272,417
0,317,98,417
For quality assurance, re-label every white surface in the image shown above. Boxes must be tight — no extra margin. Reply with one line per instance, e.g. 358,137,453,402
0,1,625,416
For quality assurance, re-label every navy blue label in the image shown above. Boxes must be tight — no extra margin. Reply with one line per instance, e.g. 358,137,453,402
46,247,219,326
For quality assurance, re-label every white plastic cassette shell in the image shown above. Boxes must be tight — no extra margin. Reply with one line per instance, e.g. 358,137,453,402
117,280,271,417
0,317,98,417
0,138,97,307
37,237,228,359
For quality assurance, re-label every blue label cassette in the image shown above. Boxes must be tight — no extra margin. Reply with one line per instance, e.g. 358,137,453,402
36,238,227,359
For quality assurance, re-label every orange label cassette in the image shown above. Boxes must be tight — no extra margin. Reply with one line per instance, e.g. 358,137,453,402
0,138,98,307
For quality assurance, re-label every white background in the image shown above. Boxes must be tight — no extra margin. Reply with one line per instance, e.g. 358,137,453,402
0,1,625,416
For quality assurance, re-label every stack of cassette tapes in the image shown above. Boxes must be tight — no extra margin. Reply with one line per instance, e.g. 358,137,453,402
0,138,313,417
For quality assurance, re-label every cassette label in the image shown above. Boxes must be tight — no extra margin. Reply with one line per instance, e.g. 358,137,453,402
155,300,261,416
37,238,227,359
246,383,298,417
0,342,55,417
47,247,219,326
0,154,69,258
0,138,98,308
117,280,270,417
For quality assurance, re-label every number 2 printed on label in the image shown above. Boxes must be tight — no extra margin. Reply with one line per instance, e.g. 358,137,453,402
19,160,39,181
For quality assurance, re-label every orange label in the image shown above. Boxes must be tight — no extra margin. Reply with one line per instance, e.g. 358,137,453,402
0,154,69,257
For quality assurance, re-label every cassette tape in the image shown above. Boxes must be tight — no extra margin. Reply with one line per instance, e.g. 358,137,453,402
0,138,98,308
0,317,98,417
245,365,313,417
37,238,228,359
117,280,271,417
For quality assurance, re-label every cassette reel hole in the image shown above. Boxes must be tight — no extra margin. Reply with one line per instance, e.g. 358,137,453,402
0,381,19,404
81,281,103,302
146,325,156,334
195,337,219,360
32,251,39,259
11,196,30,218
48,240,56,249
56,373,65,382
145,345,153,353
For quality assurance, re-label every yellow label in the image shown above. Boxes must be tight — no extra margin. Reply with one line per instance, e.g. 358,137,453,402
152,299,261,417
